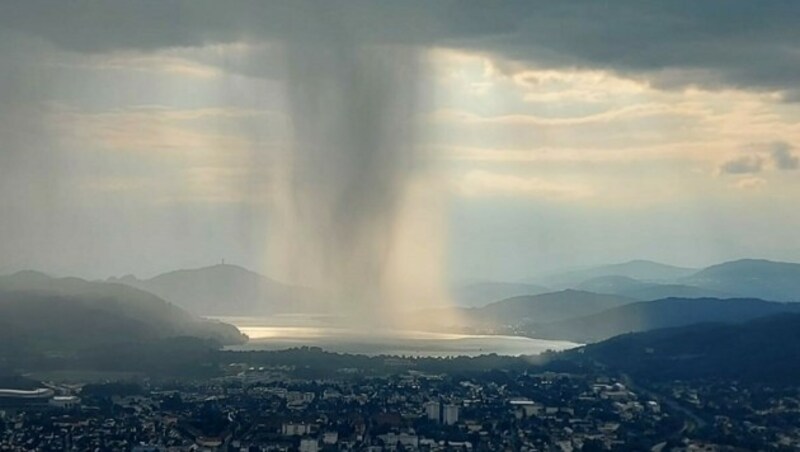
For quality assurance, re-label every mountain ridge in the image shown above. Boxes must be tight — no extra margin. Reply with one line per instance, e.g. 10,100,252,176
527,259,698,288
682,258,800,302
566,313,800,383
470,289,636,326
0,271,247,353
529,297,800,343
452,281,550,308
110,263,316,316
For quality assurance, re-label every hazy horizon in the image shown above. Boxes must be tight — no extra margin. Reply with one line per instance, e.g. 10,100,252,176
4,255,799,286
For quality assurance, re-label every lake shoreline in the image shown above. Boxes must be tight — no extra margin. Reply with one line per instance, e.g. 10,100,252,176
210,316,580,358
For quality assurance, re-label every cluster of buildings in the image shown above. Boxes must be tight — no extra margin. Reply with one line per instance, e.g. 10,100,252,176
655,380,800,450
423,401,459,426
0,363,676,451
2,361,799,451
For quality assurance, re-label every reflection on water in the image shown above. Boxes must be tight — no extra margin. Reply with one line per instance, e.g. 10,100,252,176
213,316,580,357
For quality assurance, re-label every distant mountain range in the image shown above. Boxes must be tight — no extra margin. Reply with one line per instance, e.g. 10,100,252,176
0,271,246,357
529,260,698,288
682,259,800,302
451,281,550,308
575,275,731,300
448,258,800,341
4,258,800,381
569,313,800,383
110,264,315,316
454,259,770,309
103,259,800,318
516,258,800,305
529,297,800,343
467,290,635,326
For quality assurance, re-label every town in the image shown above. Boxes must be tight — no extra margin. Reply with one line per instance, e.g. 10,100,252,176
3,352,799,451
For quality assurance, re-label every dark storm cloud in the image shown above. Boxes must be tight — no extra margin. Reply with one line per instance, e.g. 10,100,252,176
1,1,800,96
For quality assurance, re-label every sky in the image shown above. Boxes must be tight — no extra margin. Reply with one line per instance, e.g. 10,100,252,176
1,1,800,284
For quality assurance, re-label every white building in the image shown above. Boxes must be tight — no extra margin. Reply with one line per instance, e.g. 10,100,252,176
424,401,441,422
287,391,315,404
510,399,541,418
299,438,319,452
282,422,311,436
49,395,80,410
443,404,459,425
379,432,419,448
322,389,342,400
323,431,338,445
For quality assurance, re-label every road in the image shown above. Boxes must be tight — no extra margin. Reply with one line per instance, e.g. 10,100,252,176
621,374,708,433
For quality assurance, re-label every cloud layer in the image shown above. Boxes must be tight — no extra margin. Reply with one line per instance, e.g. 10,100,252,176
2,1,800,97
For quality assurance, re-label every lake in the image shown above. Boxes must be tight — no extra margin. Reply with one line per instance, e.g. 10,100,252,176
213,316,580,357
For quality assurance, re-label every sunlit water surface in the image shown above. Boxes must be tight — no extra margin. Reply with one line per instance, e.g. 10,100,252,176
212,316,580,357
